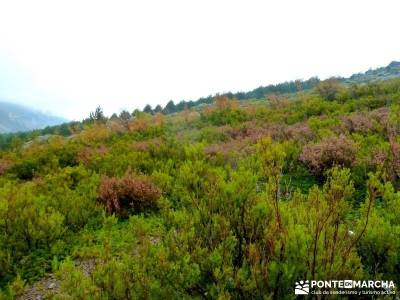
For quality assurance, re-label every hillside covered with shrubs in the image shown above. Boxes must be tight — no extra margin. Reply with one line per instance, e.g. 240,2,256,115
0,78,399,299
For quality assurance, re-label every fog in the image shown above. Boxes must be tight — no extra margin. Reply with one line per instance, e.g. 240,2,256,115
0,0,399,120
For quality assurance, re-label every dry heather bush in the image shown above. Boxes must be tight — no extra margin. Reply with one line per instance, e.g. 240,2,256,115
243,104,259,117
204,139,251,168
79,123,111,144
388,127,400,179
98,174,161,217
178,109,200,124
222,122,285,142
342,113,374,134
132,138,163,152
368,144,400,185
267,94,289,109
219,124,259,140
285,122,315,143
391,141,400,177
126,113,165,132
254,124,286,141
204,125,287,163
205,139,250,158
300,135,356,175
201,96,239,118
128,117,151,132
0,158,13,175
202,105,214,116
77,145,109,165
108,120,128,134
215,95,238,110
153,113,166,127
369,107,389,126
370,148,389,169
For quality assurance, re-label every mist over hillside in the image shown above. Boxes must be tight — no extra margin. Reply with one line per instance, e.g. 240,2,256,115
0,101,66,133
142,61,400,115
0,60,398,136
0,60,399,150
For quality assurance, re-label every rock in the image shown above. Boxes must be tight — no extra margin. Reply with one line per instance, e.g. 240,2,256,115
48,282,56,289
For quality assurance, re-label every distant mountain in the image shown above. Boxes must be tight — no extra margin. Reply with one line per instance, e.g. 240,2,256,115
0,101,67,133
345,61,400,84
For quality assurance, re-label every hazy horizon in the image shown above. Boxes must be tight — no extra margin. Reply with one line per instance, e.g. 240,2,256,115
1,0,399,120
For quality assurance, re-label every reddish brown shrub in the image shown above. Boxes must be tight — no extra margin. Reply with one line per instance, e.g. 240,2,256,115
0,159,13,175
78,145,109,165
98,174,161,217
267,94,289,109
222,122,285,142
285,122,315,143
342,113,374,134
369,148,388,169
300,135,356,175
204,138,255,168
78,123,111,144
391,143,400,179
215,95,238,110
153,113,165,126
369,107,389,126
257,124,286,141
128,117,151,132
388,129,400,179
367,144,399,186
132,138,163,152
98,176,121,213
108,120,128,134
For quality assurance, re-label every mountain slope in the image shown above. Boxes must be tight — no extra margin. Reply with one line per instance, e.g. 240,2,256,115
1,72,399,298
345,60,400,83
0,101,66,133
146,60,400,114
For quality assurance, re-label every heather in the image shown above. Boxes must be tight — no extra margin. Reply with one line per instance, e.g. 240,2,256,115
0,78,399,299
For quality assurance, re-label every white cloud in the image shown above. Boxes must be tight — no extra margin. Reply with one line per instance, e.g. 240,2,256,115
0,0,399,120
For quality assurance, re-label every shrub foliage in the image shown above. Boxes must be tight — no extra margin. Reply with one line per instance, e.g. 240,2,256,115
98,174,161,217
1,78,400,299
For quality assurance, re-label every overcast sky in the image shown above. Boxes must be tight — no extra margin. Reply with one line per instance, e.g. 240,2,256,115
0,0,399,120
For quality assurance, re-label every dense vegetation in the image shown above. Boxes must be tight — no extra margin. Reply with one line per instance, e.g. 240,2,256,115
0,78,399,299
1,61,399,151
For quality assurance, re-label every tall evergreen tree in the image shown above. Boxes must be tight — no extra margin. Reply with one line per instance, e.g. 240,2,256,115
89,106,106,123
143,104,153,114
119,110,131,121
163,100,176,114
154,105,162,113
